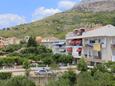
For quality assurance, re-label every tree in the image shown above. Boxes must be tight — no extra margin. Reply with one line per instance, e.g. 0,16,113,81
94,63,108,73
94,71,113,86
47,78,70,86
47,71,76,86
42,56,53,65
27,37,37,47
111,64,115,73
91,63,109,76
111,17,115,26
0,80,5,86
23,60,30,77
65,54,73,63
57,78,70,86
77,58,87,71
54,54,72,64
77,72,96,86
105,61,115,73
61,71,77,86
0,72,12,80
52,54,62,63
2,44,22,53
4,76,36,86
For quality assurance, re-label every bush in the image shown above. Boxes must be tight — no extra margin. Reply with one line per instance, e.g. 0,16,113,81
23,60,30,69
111,64,115,73
52,54,72,64
42,57,53,65
93,71,113,86
77,72,96,86
105,61,115,73
94,63,108,73
77,58,87,71
47,78,70,86
4,76,36,86
0,57,24,66
61,71,77,86
0,80,5,86
2,44,22,53
0,72,12,80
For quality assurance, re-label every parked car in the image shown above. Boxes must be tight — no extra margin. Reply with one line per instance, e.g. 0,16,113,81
35,68,53,75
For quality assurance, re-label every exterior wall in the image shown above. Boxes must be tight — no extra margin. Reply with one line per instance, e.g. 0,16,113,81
42,40,66,54
66,33,115,63
82,37,113,63
66,39,82,58
111,37,115,61
52,43,66,54
72,46,82,58
66,29,85,59
101,37,112,61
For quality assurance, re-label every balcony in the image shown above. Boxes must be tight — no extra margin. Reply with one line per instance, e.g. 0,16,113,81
58,49,66,52
85,57,102,63
53,45,65,48
72,53,82,58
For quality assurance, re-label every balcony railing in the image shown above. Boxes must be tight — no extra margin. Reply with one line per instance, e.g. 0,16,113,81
85,57,102,62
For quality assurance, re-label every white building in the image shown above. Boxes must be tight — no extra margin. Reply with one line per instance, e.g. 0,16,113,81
66,29,85,61
82,25,115,65
41,37,59,49
41,37,66,54
52,40,66,54
66,25,115,65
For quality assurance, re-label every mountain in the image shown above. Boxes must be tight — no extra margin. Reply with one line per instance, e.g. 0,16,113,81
0,0,115,39
73,0,115,12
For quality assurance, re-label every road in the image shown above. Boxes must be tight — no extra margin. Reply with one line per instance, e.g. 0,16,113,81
0,66,80,76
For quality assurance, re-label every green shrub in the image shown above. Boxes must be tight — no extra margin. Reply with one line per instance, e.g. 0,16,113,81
0,57,24,66
4,76,36,86
0,72,12,80
61,71,77,86
2,44,22,53
77,58,87,71
23,60,30,69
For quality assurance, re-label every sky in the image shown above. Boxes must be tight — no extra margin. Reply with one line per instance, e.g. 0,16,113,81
0,0,80,29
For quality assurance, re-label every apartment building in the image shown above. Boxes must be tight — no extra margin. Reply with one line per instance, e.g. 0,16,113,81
52,40,66,54
66,28,85,61
82,25,115,65
66,25,115,65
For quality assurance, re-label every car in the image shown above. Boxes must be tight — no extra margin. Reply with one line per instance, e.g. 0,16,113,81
35,68,53,75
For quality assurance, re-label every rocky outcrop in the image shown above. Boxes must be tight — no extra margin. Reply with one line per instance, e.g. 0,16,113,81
73,0,115,12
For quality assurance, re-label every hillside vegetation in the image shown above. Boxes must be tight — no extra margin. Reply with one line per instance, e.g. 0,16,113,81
0,10,115,39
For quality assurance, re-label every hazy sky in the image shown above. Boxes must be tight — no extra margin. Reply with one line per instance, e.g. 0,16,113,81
0,0,80,29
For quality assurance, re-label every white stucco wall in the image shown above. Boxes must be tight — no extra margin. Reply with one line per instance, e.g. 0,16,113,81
111,37,115,61
82,37,114,62
101,37,111,61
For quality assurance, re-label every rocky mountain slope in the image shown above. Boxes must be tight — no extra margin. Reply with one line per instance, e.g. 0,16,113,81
73,0,115,12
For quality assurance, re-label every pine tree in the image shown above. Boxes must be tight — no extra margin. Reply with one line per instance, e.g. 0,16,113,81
27,36,37,47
